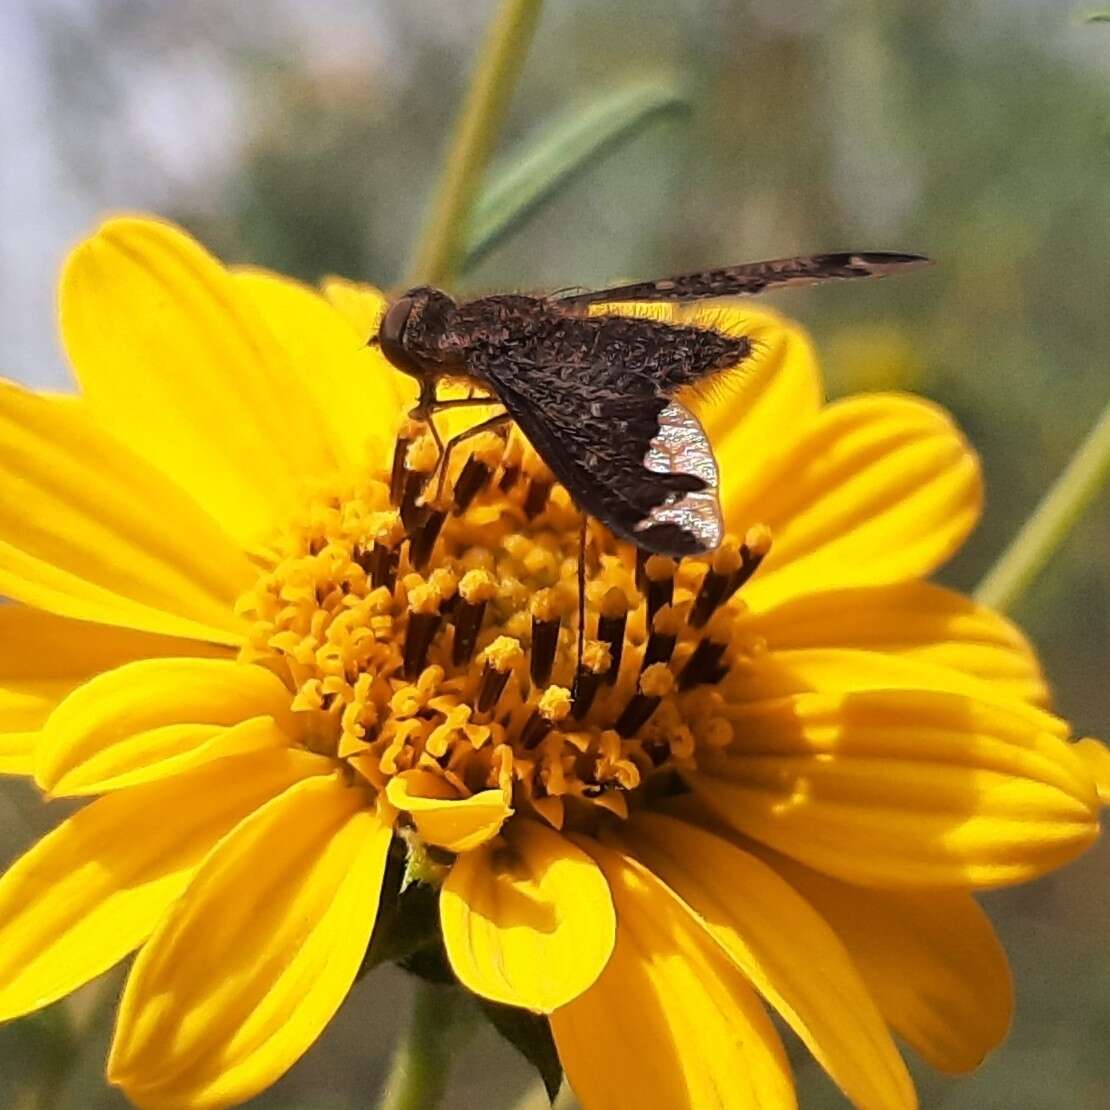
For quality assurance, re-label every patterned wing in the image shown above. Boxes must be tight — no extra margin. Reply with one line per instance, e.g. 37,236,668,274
557,252,929,307
489,373,723,557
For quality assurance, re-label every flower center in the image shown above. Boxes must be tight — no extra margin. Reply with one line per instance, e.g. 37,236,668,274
236,418,771,829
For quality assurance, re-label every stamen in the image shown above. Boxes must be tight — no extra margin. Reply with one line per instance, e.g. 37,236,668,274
400,435,439,532
529,588,563,687
498,436,523,491
452,569,497,666
523,476,553,519
678,609,733,690
402,582,442,679
520,685,572,749
476,636,523,714
635,547,649,592
390,418,423,504
453,433,504,513
689,537,742,628
731,524,773,595
597,587,630,686
453,455,490,511
615,663,674,738
410,503,447,570
644,555,677,627
361,512,405,591
572,640,611,719
641,604,680,670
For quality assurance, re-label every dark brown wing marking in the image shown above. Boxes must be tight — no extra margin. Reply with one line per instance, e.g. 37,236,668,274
557,252,929,307
491,379,720,556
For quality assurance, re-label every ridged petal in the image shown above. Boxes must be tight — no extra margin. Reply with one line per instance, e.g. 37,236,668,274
762,847,1012,1074
0,606,230,776
37,658,299,796
743,581,1049,706
60,216,339,547
233,269,405,468
690,305,823,515
385,768,511,852
441,818,615,1013
0,748,330,1022
551,836,795,1110
109,774,391,1110
725,395,981,608
0,732,35,775
619,814,914,1110
1075,738,1110,805
0,379,252,643
320,276,387,340
689,689,1099,888
724,648,1064,733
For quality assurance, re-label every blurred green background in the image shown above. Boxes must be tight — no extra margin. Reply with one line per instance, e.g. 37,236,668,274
1,1,1108,1106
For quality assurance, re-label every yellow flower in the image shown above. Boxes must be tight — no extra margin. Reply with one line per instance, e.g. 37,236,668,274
0,215,1104,1110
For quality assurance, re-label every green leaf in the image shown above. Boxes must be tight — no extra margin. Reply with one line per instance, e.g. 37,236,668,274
478,999,563,1103
1087,12,1110,22
462,80,691,272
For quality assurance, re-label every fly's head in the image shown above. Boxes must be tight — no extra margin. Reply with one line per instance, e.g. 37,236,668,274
377,286,460,409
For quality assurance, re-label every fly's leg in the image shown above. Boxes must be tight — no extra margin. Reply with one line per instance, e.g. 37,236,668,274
431,411,511,501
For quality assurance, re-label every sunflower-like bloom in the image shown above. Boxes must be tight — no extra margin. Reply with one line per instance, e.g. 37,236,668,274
0,217,1105,1110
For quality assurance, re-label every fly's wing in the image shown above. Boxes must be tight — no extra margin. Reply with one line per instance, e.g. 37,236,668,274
490,376,723,557
557,252,928,307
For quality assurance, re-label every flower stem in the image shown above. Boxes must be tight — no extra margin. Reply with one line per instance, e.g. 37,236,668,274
405,0,544,288
975,398,1110,612
379,980,466,1110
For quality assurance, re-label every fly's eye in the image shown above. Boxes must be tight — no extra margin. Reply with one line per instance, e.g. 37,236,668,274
378,296,424,379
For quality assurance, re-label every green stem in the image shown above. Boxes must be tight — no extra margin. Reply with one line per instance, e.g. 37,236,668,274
378,981,465,1110
975,398,1110,612
405,0,544,287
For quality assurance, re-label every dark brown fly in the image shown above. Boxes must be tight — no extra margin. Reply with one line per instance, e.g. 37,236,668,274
375,251,928,558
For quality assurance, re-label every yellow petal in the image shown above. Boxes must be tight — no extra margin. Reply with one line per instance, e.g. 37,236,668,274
725,647,1064,735
321,275,387,340
385,768,511,852
0,747,330,1022
38,658,299,796
0,605,233,777
728,394,981,608
1075,738,1110,805
688,305,824,515
690,689,1099,888
618,813,914,1110
233,269,405,467
60,216,339,548
744,580,1049,706
0,731,35,775
440,818,615,1013
109,774,390,1110
760,846,1011,1074
551,836,796,1110
0,378,253,643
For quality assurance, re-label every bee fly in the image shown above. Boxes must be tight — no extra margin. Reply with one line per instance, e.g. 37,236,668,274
373,252,927,667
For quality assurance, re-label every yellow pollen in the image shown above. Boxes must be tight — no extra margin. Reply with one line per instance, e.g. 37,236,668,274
640,662,675,698
405,434,439,474
581,640,612,675
459,568,497,603
600,585,631,619
711,536,743,576
235,422,774,833
645,554,677,582
743,522,773,559
538,685,572,721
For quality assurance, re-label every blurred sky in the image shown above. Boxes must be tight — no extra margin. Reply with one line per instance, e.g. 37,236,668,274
1,1,1109,1107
